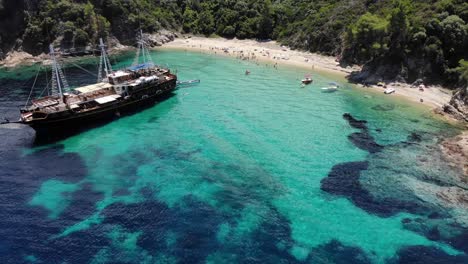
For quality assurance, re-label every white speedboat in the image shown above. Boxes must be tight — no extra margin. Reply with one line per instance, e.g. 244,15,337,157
384,88,395,94
321,86,338,93
321,82,339,92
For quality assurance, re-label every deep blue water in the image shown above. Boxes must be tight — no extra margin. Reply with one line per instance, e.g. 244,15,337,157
0,50,467,263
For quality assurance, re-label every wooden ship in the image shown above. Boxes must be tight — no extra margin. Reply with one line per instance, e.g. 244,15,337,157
20,33,177,132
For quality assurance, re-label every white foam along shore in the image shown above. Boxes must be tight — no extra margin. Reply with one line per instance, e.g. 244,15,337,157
160,36,454,110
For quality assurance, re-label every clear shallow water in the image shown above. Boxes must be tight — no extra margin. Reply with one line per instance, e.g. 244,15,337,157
0,50,467,263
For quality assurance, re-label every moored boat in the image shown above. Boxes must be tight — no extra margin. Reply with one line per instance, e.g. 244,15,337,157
20,33,177,132
321,86,338,93
321,82,339,92
384,88,396,94
302,74,313,84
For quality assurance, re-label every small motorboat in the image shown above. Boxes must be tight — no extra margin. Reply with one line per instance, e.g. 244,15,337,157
384,88,395,94
302,74,313,84
321,86,338,93
321,82,339,92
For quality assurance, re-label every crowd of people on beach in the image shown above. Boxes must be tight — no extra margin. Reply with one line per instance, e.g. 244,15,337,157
186,43,317,72
164,38,454,108
180,40,432,104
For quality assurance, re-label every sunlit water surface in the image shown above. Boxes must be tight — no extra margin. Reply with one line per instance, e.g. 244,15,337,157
0,50,466,263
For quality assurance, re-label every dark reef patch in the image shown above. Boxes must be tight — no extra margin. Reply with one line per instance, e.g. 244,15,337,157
102,200,171,232
100,193,303,263
348,132,384,153
166,197,226,263
321,161,430,218
343,113,368,130
102,199,172,254
321,161,369,198
407,132,423,143
389,246,468,264
0,125,95,263
307,239,372,264
30,226,111,264
447,230,468,254
231,206,300,264
58,183,103,223
343,113,383,153
402,219,468,253
17,145,88,184
101,196,227,263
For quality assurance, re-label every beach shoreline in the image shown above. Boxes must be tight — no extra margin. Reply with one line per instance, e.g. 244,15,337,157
160,36,455,113
0,35,462,123
160,36,468,185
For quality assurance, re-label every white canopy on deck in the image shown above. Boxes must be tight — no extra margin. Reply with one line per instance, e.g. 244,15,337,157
75,82,112,94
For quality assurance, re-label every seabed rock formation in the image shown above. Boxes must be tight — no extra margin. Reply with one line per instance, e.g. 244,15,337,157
322,113,468,255
440,131,468,178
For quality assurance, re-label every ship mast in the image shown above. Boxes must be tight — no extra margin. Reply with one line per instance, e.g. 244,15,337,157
49,44,69,102
132,30,154,66
97,38,113,83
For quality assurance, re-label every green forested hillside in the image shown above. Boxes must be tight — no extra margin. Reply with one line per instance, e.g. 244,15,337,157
0,0,467,87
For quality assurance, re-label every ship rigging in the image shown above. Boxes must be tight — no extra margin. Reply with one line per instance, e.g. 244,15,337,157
19,33,178,133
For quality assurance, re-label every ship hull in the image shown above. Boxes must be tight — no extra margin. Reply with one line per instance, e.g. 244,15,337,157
25,79,177,134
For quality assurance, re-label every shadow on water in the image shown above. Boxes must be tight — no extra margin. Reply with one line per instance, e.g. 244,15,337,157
33,92,176,145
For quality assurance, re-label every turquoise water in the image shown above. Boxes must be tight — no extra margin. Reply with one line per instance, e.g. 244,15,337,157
0,50,466,263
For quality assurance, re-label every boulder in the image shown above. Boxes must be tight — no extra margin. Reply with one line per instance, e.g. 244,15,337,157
145,30,178,47
446,87,468,122
443,104,468,122
412,79,424,87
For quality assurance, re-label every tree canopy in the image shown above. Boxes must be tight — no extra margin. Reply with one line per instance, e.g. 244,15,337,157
1,0,467,87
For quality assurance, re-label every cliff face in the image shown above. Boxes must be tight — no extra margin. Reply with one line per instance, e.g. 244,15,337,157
0,0,25,59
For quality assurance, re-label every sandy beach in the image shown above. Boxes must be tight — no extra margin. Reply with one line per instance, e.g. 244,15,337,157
0,36,456,111
161,36,453,110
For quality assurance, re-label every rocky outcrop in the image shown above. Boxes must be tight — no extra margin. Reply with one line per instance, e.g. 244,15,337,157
0,51,47,68
440,131,468,178
444,87,468,122
347,57,407,85
144,30,178,47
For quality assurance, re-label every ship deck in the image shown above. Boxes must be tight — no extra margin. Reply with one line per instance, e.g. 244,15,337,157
27,70,177,115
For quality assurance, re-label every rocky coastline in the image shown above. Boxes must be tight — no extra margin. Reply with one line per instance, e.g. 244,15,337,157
440,131,468,178
0,30,178,68
1,33,466,168
444,87,468,123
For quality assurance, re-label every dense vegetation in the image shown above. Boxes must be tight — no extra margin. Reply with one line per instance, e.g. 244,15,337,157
0,0,467,87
